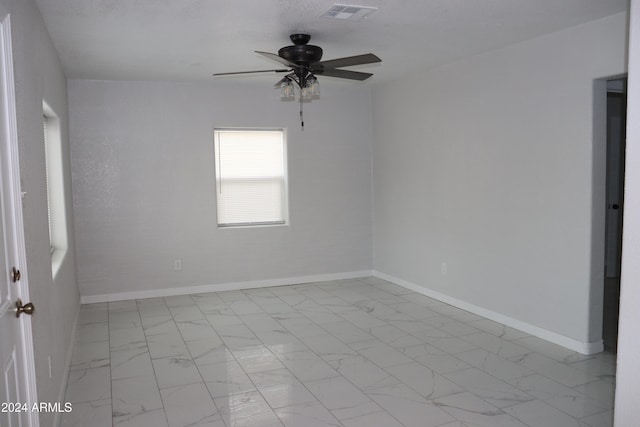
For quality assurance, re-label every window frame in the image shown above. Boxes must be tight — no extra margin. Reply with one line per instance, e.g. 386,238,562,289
43,101,68,277
213,127,289,228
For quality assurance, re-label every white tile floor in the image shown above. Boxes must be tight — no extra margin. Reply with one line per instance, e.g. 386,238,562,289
61,277,616,427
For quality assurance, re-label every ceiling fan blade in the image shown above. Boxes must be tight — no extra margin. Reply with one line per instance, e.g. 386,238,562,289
314,53,381,70
314,68,373,81
213,69,290,76
255,51,297,67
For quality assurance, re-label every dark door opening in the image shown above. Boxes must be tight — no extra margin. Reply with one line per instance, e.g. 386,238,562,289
602,78,627,352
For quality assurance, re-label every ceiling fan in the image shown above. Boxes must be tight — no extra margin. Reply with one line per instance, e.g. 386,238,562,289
213,33,381,128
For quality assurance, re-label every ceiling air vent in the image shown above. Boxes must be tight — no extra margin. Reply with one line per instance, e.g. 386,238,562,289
321,4,378,21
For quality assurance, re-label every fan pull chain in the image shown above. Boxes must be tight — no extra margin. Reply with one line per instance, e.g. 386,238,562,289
299,94,304,130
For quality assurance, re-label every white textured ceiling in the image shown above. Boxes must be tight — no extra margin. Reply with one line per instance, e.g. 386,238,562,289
35,0,628,84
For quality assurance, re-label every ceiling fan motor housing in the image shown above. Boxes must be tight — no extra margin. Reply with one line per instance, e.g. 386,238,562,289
278,34,323,65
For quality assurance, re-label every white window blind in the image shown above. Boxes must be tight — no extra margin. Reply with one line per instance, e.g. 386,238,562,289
214,129,287,227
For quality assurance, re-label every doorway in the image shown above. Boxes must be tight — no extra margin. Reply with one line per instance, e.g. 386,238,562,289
602,78,627,352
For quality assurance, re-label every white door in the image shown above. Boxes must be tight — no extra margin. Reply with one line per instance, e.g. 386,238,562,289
0,9,39,427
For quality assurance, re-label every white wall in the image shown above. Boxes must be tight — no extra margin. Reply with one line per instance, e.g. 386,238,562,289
372,13,627,350
68,79,373,298
615,0,640,424
2,0,80,424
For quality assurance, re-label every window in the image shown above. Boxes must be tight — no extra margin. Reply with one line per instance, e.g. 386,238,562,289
214,129,288,227
43,115,52,250
43,101,68,274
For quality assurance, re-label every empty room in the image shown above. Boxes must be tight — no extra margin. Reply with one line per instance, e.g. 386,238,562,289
1,0,640,426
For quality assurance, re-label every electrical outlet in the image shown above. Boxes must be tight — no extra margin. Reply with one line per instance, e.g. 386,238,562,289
173,259,183,271
441,262,447,276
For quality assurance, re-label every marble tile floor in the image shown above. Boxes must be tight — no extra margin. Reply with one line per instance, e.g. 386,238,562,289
61,277,616,427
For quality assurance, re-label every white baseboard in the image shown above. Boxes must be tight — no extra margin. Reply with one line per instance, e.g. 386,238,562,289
80,270,373,304
79,268,602,355
53,305,80,427
373,270,603,355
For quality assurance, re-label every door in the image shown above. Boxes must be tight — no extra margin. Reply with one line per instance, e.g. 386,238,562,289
605,89,626,279
0,9,39,427
602,81,627,352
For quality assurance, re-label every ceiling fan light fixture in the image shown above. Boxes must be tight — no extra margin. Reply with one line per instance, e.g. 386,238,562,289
301,86,312,101
306,75,320,98
280,78,295,101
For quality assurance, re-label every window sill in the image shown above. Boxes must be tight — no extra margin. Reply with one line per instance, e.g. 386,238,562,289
217,223,289,230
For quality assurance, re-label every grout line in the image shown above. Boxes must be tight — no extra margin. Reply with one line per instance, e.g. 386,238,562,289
107,305,113,427
134,300,170,426
109,300,170,427
174,293,242,419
